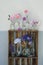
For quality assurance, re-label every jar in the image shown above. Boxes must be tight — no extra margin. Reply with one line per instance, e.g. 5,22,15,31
10,23,14,30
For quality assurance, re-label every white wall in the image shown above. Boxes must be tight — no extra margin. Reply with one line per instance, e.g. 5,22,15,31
0,0,43,30
0,31,8,65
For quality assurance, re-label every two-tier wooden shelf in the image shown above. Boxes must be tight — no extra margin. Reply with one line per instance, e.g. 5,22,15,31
8,30,38,65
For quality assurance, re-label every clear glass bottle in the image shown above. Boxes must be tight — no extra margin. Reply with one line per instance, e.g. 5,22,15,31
10,23,14,30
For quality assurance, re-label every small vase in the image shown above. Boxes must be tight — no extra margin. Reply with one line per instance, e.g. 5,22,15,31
10,23,14,30
32,24,38,30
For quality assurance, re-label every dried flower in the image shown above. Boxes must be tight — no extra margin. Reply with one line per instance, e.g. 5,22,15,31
23,17,26,21
15,13,21,19
24,10,28,14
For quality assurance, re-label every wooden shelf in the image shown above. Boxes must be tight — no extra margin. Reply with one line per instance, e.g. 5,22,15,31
8,30,38,65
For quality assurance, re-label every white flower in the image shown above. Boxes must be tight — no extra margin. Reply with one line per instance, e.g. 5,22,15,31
14,38,21,44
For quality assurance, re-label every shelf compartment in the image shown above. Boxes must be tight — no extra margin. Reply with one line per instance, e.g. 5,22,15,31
9,57,38,65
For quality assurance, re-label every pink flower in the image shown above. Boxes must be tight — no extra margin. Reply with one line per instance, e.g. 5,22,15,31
15,13,21,19
24,10,28,14
10,15,14,21
31,20,38,26
33,20,38,24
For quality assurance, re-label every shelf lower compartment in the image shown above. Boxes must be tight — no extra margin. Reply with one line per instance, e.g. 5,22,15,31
9,57,38,65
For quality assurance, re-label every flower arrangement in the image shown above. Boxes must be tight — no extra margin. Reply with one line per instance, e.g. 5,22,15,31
8,10,39,30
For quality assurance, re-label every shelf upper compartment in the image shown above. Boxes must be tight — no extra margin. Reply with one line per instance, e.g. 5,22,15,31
8,30,38,58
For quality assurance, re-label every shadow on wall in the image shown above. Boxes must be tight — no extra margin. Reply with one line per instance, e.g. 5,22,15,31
0,31,8,65
38,31,43,65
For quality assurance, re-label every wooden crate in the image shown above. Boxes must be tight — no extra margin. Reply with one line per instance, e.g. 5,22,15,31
8,30,38,65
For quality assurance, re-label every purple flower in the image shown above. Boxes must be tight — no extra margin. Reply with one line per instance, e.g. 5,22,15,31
23,17,26,21
18,28,22,31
